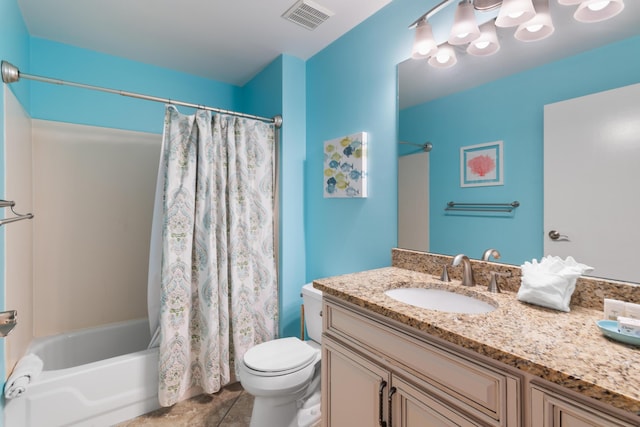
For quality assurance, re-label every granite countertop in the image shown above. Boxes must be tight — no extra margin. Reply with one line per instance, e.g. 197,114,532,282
313,266,640,417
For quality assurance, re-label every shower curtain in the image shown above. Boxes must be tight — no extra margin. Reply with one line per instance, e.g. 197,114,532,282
147,106,278,406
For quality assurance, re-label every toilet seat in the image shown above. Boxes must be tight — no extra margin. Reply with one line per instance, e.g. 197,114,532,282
243,337,319,377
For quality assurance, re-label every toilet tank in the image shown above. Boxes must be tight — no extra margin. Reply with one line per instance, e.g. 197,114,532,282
301,283,323,343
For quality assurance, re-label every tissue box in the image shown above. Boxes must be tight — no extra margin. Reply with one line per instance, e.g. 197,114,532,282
618,316,640,337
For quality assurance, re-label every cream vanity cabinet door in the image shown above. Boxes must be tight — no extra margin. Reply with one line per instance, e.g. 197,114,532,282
391,376,481,427
530,386,636,427
322,297,521,427
323,336,481,427
322,337,391,427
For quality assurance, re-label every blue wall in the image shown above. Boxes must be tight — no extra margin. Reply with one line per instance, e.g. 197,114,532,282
28,38,241,134
277,56,307,338
305,0,427,281
242,55,308,338
399,35,640,266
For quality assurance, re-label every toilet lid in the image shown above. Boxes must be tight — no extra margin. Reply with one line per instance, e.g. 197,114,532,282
243,337,317,373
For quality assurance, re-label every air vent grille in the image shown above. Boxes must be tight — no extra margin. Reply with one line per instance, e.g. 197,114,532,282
282,0,334,31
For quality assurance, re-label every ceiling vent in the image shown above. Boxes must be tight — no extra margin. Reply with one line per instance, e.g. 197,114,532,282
282,0,334,31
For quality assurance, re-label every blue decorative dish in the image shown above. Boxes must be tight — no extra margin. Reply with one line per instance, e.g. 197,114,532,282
596,320,640,347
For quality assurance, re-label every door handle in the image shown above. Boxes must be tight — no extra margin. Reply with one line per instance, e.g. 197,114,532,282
387,387,397,427
379,380,387,427
548,230,570,241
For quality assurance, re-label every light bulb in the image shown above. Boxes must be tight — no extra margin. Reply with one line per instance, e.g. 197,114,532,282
574,0,624,23
428,44,458,68
515,0,554,42
411,20,437,59
588,1,610,11
416,43,432,56
436,52,450,63
496,0,536,27
467,19,500,56
448,0,480,45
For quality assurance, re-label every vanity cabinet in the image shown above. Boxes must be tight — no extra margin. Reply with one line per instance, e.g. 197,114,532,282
321,297,521,426
323,337,480,426
530,385,636,427
320,294,640,427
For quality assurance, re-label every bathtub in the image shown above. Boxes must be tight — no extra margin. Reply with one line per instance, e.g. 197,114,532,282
5,318,160,427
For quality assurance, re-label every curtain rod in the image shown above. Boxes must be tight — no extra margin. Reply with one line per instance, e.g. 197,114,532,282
1,60,282,128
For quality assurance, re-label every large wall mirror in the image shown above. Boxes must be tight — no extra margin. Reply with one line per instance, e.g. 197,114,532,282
397,1,640,283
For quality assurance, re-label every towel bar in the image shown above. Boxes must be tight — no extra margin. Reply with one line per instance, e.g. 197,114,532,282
445,201,520,213
0,200,34,226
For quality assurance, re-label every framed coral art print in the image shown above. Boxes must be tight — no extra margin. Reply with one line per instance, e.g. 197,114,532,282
460,141,503,187
323,132,368,198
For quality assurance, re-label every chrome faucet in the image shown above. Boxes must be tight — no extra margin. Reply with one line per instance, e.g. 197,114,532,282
481,248,501,261
452,254,476,287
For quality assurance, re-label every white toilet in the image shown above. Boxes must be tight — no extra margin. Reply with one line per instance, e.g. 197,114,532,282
239,283,323,427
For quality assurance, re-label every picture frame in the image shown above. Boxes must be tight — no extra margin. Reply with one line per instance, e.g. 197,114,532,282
460,141,503,187
323,132,368,198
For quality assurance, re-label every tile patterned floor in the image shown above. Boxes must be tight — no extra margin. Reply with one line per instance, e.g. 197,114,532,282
116,382,254,427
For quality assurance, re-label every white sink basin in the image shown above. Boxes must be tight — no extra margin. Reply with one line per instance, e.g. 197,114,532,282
384,287,496,314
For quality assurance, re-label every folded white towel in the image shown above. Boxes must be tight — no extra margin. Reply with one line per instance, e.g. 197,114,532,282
517,256,593,312
4,353,44,399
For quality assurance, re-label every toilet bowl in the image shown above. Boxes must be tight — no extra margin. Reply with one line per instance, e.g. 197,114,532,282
239,283,323,427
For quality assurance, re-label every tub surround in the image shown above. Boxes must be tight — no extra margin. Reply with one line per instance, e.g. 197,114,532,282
313,249,640,418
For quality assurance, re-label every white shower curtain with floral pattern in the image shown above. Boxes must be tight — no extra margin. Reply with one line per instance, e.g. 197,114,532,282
148,105,278,407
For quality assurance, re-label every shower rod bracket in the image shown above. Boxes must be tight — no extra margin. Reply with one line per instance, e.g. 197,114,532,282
1,61,19,84
399,141,432,152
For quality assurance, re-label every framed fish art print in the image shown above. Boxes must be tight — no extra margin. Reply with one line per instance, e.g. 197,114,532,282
323,132,368,198
460,141,503,187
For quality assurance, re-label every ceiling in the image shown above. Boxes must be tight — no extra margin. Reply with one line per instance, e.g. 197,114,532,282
17,0,391,86
399,1,640,109
15,0,640,106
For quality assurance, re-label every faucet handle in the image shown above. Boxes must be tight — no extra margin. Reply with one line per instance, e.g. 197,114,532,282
488,271,511,293
440,264,450,282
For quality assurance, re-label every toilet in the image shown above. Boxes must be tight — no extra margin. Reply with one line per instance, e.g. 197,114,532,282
239,283,323,427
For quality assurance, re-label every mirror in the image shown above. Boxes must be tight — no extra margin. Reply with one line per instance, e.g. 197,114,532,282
397,1,640,282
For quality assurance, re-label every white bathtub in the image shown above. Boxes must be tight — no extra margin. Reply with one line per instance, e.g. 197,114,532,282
5,318,160,427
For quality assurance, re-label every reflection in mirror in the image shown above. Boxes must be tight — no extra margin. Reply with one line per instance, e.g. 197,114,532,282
397,1,640,282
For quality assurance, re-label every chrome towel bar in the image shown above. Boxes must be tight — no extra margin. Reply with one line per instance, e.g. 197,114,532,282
0,200,34,226
445,201,520,213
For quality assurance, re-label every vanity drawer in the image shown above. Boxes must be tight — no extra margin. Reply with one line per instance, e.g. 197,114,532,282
324,299,520,426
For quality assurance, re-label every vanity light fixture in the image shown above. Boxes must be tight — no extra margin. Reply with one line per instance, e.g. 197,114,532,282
573,0,625,22
411,20,438,58
448,0,481,45
467,19,501,55
428,43,458,68
495,0,536,27
409,0,626,69
515,0,554,42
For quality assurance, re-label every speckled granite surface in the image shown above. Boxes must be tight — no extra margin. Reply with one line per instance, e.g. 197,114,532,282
314,250,640,417
391,249,640,309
